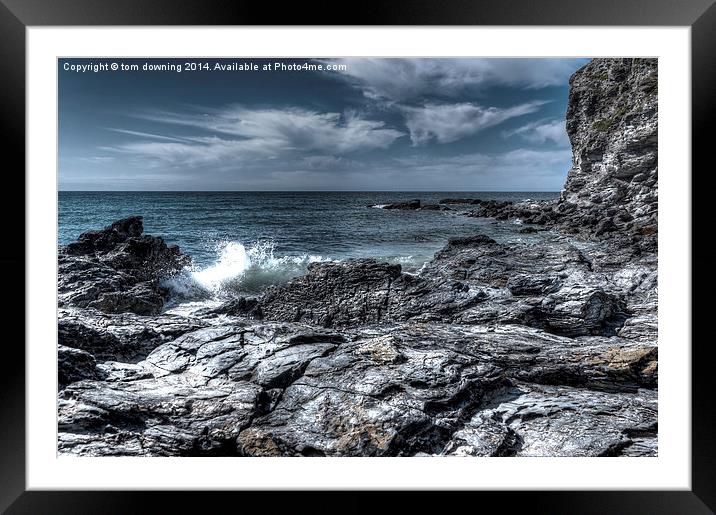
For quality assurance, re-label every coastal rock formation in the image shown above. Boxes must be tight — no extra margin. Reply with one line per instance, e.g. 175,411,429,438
369,199,450,211
560,58,658,238
58,312,656,456
258,232,656,342
58,216,190,315
57,58,658,457
57,227,657,457
462,58,658,251
439,198,483,205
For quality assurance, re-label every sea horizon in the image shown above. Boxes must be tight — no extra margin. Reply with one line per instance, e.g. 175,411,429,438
59,190,560,302
59,189,563,193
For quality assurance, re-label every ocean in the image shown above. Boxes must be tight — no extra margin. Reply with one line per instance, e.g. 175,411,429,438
59,191,559,302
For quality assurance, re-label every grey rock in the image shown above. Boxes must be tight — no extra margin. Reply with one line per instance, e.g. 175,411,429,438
58,376,263,456
58,216,190,315
465,58,658,253
439,198,483,205
237,322,656,456
58,307,206,362
58,345,99,387
444,383,656,457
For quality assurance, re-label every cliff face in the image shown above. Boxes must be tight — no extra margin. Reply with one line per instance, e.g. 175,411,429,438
559,58,658,240
463,58,658,252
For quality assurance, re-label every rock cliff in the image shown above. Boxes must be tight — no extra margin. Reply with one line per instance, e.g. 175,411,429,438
464,58,658,253
560,58,658,240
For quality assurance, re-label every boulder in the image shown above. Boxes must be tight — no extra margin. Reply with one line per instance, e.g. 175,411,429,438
58,216,190,315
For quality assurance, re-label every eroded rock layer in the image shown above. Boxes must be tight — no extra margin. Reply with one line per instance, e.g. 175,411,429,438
465,58,658,253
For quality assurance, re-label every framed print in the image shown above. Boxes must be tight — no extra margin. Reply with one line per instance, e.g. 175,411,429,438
2,0,714,512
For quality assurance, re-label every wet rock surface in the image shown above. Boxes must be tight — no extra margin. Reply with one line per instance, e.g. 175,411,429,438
57,58,658,457
58,216,189,315
57,223,657,457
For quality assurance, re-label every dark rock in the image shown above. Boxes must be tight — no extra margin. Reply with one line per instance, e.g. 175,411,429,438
439,198,483,205
518,227,540,234
58,345,99,387
463,58,658,251
444,383,656,456
58,307,206,362
445,234,497,247
202,297,262,318
419,204,451,211
507,275,561,296
66,216,144,254
260,259,400,327
59,216,190,315
382,199,421,210
594,218,618,236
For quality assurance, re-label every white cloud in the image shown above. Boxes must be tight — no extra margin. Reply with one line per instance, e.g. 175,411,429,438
324,58,587,101
401,101,547,145
105,128,189,142
502,119,570,146
77,156,116,164
105,107,405,166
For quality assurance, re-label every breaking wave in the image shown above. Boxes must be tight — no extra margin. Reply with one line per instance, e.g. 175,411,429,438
164,240,330,300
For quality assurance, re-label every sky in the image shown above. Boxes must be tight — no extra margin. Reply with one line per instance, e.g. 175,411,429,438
58,57,590,191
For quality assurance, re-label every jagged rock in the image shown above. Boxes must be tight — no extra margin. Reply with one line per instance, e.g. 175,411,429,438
256,231,652,340
260,259,401,326
58,345,99,387
57,322,345,456
236,322,656,457
57,314,657,457
65,216,144,254
464,58,658,252
200,297,262,318
58,376,263,456
507,275,562,296
57,218,657,457
387,199,420,210
58,216,190,315
466,200,515,219
443,383,657,456
58,307,206,362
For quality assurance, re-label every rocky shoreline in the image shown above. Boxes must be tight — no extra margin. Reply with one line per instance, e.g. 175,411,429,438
57,58,658,457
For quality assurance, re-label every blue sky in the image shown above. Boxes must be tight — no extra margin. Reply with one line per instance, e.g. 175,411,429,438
58,58,589,191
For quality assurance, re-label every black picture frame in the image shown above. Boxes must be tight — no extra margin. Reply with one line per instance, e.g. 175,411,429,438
1,1,713,512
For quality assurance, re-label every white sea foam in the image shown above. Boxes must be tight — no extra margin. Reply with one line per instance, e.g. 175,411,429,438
191,241,252,291
165,240,330,299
